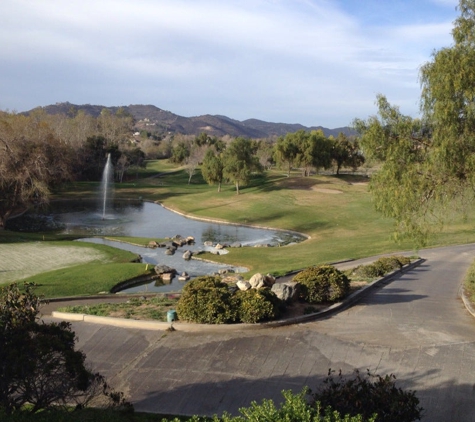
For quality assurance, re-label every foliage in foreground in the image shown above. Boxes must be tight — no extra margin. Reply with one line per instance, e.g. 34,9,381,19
176,276,282,324
312,369,423,422
292,265,350,304
0,283,132,415
0,388,374,421
354,0,475,245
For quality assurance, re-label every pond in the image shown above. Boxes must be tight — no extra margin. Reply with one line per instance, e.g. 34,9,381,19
7,200,306,293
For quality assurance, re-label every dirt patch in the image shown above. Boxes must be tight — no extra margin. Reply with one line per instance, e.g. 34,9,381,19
311,187,343,194
0,244,107,284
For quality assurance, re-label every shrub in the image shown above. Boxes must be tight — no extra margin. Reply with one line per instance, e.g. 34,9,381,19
353,256,411,280
219,388,375,422
312,369,423,422
176,276,238,324
292,265,350,304
352,264,383,279
235,288,283,323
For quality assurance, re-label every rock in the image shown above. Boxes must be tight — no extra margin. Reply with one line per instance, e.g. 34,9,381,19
147,241,159,248
182,250,192,260
218,268,235,275
249,273,266,289
163,241,177,250
271,282,300,303
165,249,175,255
221,274,243,284
161,272,174,283
215,243,224,249
264,273,276,287
204,241,213,246
154,265,176,275
236,280,251,291
230,242,242,248
186,236,195,244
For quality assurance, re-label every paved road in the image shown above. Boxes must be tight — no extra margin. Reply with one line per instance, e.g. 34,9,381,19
50,244,475,421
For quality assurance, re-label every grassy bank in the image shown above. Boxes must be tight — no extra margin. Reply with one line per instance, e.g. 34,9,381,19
4,159,475,297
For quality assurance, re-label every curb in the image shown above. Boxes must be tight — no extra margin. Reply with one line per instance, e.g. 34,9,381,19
51,259,425,332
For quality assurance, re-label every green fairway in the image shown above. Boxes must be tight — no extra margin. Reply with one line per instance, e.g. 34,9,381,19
3,159,475,297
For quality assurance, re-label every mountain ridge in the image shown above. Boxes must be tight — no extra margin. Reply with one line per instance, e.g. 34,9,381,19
31,102,356,138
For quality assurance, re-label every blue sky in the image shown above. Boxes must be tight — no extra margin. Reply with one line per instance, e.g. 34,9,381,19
0,0,459,128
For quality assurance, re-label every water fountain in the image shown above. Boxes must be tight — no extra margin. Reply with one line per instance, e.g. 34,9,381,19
100,153,114,220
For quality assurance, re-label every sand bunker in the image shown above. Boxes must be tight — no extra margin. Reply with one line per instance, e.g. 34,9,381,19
311,187,343,194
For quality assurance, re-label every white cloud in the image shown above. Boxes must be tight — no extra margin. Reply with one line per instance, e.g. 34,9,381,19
0,0,460,127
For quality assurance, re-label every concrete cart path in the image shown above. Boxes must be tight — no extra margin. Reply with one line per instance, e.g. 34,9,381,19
51,244,475,421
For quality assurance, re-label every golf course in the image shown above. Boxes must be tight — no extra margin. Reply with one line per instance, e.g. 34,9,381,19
3,159,475,299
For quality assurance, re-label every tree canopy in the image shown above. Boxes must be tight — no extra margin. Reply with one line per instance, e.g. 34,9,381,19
354,0,475,245
0,284,131,414
223,137,262,194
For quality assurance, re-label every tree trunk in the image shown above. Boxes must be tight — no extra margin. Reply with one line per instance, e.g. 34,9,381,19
218,182,221,193
235,181,240,194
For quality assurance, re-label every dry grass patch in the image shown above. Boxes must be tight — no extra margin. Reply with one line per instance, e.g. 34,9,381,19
0,243,108,284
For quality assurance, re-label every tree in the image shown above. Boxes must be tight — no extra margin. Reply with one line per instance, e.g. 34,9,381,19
223,137,262,194
354,96,431,244
115,147,146,182
256,138,275,170
331,133,365,175
353,0,475,244
0,284,131,414
294,130,314,176
185,144,207,184
308,130,333,174
0,112,74,229
201,149,224,192
275,133,300,176
169,141,190,164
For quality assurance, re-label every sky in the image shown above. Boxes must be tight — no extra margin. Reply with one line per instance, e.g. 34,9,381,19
0,0,460,128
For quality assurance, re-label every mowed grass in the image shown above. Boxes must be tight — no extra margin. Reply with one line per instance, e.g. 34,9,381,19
24,262,152,297
128,163,475,276
0,238,147,298
5,159,475,297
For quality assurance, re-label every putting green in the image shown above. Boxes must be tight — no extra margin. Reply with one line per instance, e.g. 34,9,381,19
0,243,107,284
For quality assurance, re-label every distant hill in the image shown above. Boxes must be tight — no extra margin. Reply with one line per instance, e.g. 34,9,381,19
32,102,356,139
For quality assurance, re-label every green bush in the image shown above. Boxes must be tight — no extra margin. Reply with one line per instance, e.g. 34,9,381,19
353,256,411,280
352,264,383,279
176,276,238,324
235,288,283,323
312,369,423,422
220,388,374,422
292,265,350,304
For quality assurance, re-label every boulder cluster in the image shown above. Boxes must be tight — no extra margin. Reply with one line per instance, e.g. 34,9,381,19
148,234,196,258
221,272,299,303
150,236,300,303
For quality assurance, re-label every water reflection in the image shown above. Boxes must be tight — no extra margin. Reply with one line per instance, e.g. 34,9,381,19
7,200,306,293
7,200,305,246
